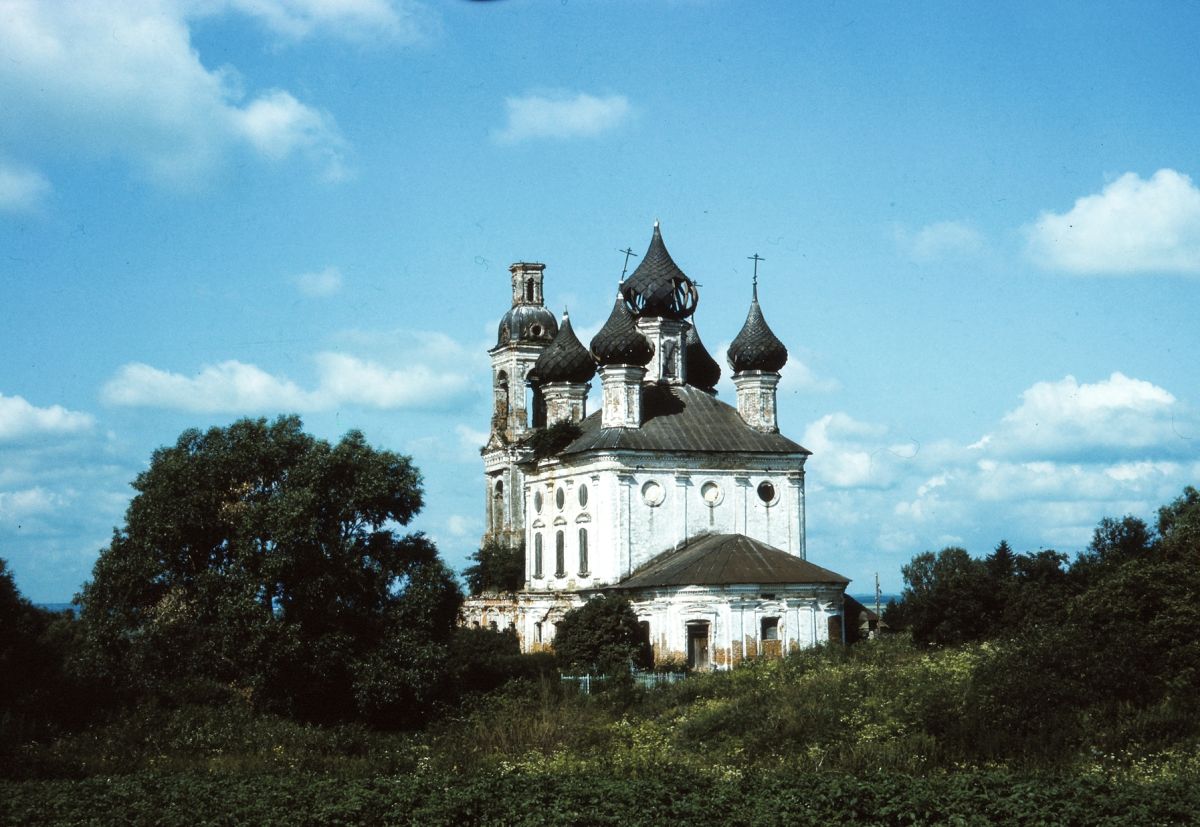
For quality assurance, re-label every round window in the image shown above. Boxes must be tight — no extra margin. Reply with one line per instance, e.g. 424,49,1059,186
700,481,722,506
757,481,777,505
529,324,543,338
641,480,665,507
578,484,588,507
555,487,565,510
533,490,543,513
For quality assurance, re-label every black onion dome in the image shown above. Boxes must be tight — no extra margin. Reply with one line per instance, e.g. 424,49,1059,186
684,324,721,391
728,286,788,373
496,304,558,347
620,222,699,320
529,311,596,384
590,293,654,367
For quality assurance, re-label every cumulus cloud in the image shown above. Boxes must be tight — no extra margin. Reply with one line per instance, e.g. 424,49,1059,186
895,220,985,261
493,92,632,144
294,266,344,296
0,393,93,441
803,371,1199,578
101,331,478,413
101,361,316,412
0,1,349,185
973,372,1193,460
1026,169,1200,274
0,158,51,212
802,413,906,489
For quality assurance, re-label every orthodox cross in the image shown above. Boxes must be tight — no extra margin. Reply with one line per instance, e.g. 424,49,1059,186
619,247,638,279
748,253,765,297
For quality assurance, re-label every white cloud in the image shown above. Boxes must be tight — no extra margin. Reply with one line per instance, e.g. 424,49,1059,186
232,89,347,179
294,265,344,297
210,0,434,44
0,158,51,212
803,371,1199,583
493,92,632,144
976,372,1193,459
895,220,985,261
802,413,900,488
101,360,316,412
101,331,479,413
0,393,93,441
1026,169,1200,274
313,353,472,408
0,1,348,185
0,486,67,520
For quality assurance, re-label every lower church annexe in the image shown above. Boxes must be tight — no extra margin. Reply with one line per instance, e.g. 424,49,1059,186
462,223,850,667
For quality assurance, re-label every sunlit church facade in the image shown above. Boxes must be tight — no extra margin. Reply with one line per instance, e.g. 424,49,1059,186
462,224,849,669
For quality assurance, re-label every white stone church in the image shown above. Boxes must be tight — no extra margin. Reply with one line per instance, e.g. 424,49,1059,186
462,223,849,669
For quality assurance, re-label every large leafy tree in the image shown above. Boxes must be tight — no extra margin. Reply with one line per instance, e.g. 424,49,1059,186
463,539,524,594
77,416,461,726
552,594,647,673
900,547,994,646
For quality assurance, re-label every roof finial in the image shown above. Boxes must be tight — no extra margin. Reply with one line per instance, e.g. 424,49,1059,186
748,253,765,301
653,218,660,229
618,246,638,280
563,306,570,320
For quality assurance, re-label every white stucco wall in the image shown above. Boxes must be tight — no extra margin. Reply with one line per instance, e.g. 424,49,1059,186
524,451,807,590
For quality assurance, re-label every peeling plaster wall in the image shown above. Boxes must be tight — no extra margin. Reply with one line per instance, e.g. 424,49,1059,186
460,584,845,663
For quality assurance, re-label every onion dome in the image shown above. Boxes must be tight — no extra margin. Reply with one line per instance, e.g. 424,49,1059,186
620,221,699,320
528,310,596,384
684,324,721,391
727,283,788,373
496,304,558,347
590,293,654,367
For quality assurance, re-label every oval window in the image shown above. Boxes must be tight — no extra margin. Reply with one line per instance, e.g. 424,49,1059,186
700,481,722,506
642,480,665,507
757,481,776,505
578,484,588,507
555,487,565,510
533,490,543,513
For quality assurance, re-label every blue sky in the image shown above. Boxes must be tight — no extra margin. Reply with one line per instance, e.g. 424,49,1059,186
2,0,1199,602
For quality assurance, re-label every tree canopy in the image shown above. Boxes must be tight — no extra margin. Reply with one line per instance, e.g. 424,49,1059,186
463,539,525,594
552,594,647,674
77,416,461,727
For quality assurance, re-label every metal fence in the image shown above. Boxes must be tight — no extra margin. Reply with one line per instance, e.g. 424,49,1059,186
561,670,688,695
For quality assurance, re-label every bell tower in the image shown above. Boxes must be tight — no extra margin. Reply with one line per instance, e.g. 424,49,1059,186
482,262,558,547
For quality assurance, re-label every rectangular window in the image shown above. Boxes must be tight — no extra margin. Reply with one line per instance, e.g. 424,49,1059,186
761,617,780,641
578,528,589,575
534,534,543,578
554,530,565,578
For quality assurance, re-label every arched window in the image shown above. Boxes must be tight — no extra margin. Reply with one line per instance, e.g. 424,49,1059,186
492,480,504,532
554,530,565,577
578,527,588,575
494,371,509,423
533,534,543,578
525,278,535,302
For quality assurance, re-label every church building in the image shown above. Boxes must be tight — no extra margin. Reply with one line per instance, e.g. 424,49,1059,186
464,223,850,669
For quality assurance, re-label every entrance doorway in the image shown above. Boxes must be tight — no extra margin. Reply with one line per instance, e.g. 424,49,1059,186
686,621,710,670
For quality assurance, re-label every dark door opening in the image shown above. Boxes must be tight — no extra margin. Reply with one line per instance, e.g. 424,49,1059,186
686,622,710,670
